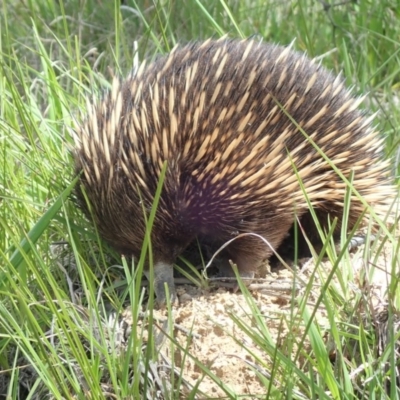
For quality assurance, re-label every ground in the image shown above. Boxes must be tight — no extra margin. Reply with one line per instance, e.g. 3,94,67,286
119,232,395,398
1,232,395,399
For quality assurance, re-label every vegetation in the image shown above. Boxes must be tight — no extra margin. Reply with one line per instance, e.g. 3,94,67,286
1,0,399,398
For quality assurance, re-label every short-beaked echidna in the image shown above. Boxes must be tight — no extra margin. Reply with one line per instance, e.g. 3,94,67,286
73,38,395,304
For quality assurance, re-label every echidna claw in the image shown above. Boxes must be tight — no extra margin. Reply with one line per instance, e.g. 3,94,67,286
347,234,376,251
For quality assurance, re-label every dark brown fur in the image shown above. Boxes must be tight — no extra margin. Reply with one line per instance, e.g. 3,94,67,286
73,38,394,303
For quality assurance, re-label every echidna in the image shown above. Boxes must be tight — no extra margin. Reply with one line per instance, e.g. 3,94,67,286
73,38,395,304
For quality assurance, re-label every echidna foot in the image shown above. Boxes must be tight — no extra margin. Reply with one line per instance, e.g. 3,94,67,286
216,256,256,283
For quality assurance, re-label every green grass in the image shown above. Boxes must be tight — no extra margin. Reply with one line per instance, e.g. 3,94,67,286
1,0,400,398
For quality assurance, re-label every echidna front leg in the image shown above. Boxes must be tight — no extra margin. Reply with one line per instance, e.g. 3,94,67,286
216,250,261,281
144,261,175,306
217,224,293,281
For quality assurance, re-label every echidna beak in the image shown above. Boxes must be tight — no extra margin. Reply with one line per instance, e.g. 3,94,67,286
144,261,176,307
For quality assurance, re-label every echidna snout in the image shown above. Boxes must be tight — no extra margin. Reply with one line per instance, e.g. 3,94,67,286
73,38,395,305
